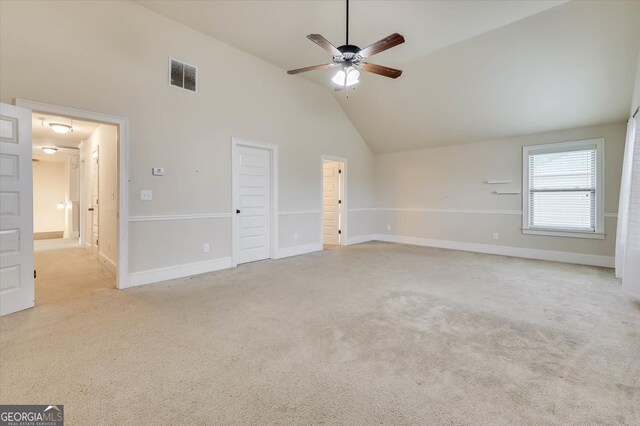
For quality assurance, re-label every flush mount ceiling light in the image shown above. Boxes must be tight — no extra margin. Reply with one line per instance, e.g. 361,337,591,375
287,0,405,90
49,123,72,134
42,147,58,155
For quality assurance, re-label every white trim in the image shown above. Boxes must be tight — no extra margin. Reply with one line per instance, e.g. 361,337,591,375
522,138,605,239
16,99,129,289
231,138,278,266
126,257,232,288
129,213,231,222
98,252,117,275
623,288,640,301
347,207,376,212
279,210,321,216
494,191,521,195
321,155,348,246
377,207,522,215
373,234,613,268
346,234,376,245
522,229,605,239
78,141,87,247
349,208,618,217
277,242,322,259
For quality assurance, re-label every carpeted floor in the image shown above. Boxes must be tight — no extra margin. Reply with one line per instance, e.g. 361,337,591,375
1,242,639,425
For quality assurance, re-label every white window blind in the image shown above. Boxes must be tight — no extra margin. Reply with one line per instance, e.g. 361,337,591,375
528,147,596,231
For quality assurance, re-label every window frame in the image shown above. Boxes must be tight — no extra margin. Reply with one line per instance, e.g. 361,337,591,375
522,138,605,239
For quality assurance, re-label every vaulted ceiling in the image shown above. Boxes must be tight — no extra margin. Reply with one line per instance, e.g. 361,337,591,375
136,0,640,153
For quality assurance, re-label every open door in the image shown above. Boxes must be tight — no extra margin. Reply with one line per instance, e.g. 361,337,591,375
0,103,34,316
322,159,345,246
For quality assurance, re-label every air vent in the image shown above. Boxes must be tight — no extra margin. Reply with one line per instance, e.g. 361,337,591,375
169,58,197,92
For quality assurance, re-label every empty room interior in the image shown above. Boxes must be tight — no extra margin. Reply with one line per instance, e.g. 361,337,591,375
0,0,639,424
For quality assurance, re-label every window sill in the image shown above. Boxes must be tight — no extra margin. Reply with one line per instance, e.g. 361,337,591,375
522,228,605,239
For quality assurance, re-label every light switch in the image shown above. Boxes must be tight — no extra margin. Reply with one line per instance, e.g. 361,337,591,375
140,190,153,201
152,168,164,176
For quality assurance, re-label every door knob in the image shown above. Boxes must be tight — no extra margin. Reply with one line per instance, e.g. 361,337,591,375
236,209,241,214
88,208,94,211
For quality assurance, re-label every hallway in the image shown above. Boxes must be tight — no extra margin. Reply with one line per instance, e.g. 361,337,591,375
34,247,115,305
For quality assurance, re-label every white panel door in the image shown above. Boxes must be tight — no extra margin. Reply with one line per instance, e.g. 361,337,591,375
91,147,99,258
0,103,34,316
235,146,271,264
323,162,341,245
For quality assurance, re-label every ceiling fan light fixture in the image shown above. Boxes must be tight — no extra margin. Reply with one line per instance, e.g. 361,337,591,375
332,67,360,87
49,123,72,134
42,147,58,155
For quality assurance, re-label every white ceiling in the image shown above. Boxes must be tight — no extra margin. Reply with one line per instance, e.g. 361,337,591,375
136,0,640,153
32,113,100,149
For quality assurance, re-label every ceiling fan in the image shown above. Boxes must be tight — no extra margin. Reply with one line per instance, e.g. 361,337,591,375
287,0,405,90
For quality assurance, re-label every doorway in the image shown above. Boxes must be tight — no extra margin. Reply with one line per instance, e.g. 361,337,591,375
0,100,128,316
322,157,346,247
231,138,278,266
16,99,129,293
31,112,118,287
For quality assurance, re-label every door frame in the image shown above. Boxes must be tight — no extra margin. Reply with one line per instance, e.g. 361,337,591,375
90,146,99,258
231,138,278,267
320,155,347,246
16,99,129,289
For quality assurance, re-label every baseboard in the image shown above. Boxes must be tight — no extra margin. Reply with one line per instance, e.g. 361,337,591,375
126,256,233,288
346,234,376,245
98,252,117,275
277,242,322,259
34,231,64,240
622,286,640,300
373,234,614,268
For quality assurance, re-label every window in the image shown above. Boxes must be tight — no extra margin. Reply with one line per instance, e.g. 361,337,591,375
522,139,604,239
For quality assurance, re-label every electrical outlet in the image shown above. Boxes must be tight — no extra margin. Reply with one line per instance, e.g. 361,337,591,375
203,243,210,253
493,232,499,240
293,233,299,240
140,190,152,201
386,225,391,231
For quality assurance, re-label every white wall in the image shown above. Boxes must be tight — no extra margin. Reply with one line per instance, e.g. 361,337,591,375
374,122,626,265
82,125,118,270
0,1,375,281
67,156,80,238
32,158,66,233
632,49,640,115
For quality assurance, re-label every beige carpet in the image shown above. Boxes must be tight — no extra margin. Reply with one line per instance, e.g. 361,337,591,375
1,243,639,425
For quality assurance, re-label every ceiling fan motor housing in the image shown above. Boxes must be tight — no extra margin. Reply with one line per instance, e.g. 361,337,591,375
335,44,363,68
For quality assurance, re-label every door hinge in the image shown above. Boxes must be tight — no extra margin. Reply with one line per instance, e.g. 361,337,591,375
34,270,37,279
338,200,341,204
338,230,342,235
338,169,342,174
96,239,98,246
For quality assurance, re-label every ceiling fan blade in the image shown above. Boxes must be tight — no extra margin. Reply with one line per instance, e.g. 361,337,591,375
307,34,342,56
358,33,405,58
287,63,336,75
361,63,403,79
